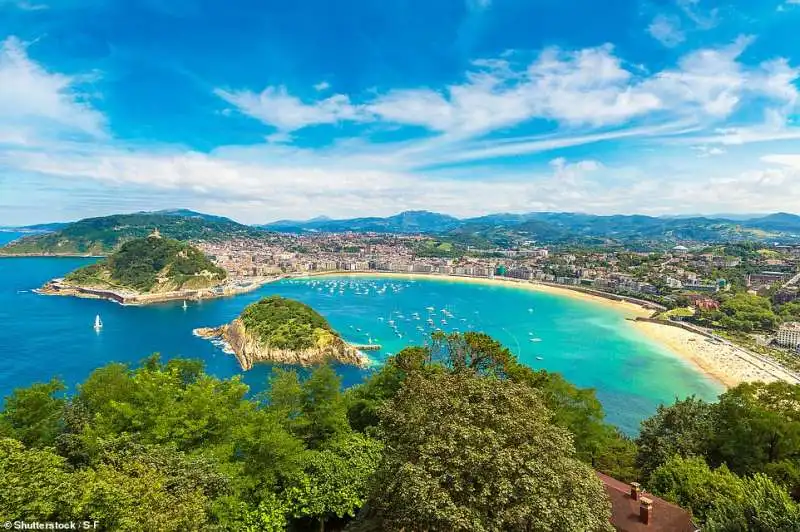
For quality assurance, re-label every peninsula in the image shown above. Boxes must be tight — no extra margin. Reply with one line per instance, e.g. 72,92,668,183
36,232,240,305
194,295,370,369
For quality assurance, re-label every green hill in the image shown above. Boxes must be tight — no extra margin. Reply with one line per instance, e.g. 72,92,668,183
63,235,226,293
0,211,264,255
239,296,338,351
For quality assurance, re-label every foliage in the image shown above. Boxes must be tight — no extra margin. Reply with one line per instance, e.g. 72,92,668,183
65,236,225,292
649,456,745,523
240,296,337,351
710,293,780,332
637,382,800,507
352,372,613,532
705,474,800,531
0,211,264,255
0,378,66,448
636,396,715,481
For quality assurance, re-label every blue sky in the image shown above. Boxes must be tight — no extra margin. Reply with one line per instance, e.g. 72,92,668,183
0,0,799,224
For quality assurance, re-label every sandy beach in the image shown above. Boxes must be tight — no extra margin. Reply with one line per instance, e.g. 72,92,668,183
632,321,800,388
301,271,800,388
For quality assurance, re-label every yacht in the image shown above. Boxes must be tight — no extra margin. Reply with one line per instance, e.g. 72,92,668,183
93,315,103,331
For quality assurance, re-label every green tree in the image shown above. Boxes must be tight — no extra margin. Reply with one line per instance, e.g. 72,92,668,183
287,433,383,532
705,474,800,532
636,396,715,481
353,372,612,532
649,456,744,523
0,379,65,447
0,438,78,520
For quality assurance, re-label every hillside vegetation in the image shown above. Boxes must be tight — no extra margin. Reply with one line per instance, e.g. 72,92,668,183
0,211,265,255
64,236,226,293
240,296,337,351
2,333,799,530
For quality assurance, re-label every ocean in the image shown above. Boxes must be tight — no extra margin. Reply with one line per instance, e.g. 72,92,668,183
0,231,722,435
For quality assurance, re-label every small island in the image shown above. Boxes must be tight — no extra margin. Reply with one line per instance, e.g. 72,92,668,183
194,296,370,369
36,231,241,305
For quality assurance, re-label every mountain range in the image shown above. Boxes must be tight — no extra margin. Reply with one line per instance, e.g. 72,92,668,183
259,210,800,245
3,209,800,255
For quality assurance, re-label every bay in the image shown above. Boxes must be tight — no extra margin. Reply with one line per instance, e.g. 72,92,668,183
0,236,722,435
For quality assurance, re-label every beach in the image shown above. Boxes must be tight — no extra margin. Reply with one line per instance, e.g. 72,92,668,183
302,271,800,388
632,320,800,388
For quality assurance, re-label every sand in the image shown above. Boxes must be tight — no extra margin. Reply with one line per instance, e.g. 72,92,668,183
300,271,800,388
631,321,800,388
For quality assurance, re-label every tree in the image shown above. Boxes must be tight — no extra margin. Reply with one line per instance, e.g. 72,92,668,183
649,456,744,524
0,379,65,447
352,372,613,532
286,433,383,532
636,396,715,481
0,438,78,520
705,474,800,532
710,382,800,495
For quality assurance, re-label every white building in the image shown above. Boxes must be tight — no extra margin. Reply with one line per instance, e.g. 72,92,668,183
776,322,800,349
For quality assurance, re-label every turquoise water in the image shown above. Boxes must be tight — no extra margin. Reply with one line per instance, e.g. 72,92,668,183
0,232,722,434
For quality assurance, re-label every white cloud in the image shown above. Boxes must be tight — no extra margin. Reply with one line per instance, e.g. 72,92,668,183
313,81,330,91
214,85,366,132
0,0,48,10
0,36,105,143
217,37,796,143
648,15,685,47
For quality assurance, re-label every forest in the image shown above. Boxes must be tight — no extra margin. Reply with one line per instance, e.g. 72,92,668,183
1,332,799,531
240,296,336,351
65,237,226,292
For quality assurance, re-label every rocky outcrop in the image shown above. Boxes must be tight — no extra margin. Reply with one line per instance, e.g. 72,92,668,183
194,318,369,370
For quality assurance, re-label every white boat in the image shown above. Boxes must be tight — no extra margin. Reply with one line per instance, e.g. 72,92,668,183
530,338,542,342
182,300,188,310
93,315,103,330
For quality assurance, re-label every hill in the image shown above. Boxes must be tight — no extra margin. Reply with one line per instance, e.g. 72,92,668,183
260,210,461,233
62,235,226,293
261,210,800,245
0,211,265,256
194,295,368,368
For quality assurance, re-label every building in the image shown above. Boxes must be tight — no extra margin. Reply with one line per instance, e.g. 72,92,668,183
672,245,689,255
597,473,698,532
748,271,789,288
776,322,800,349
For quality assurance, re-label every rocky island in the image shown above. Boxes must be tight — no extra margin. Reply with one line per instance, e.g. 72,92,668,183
194,296,370,369
36,231,238,305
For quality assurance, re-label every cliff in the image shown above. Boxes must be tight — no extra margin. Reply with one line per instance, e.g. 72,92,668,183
194,319,368,369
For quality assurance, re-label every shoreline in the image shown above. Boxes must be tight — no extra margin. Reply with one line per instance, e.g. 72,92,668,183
292,271,800,388
35,275,284,306
631,320,800,388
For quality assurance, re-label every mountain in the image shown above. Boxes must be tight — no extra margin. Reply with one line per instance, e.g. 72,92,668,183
62,235,226,293
260,210,461,233
0,222,69,233
262,210,800,245
0,210,265,256
741,213,800,234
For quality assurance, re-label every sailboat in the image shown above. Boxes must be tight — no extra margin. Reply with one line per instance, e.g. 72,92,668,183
93,314,103,331
182,300,188,310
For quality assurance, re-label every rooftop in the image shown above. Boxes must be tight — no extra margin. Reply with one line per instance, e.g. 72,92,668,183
597,472,698,532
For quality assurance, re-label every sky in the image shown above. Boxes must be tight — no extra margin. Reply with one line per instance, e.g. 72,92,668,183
0,0,799,225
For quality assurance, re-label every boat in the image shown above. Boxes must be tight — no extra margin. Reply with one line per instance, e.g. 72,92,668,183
528,308,533,313
93,315,103,331
535,356,544,360
182,300,188,310
530,338,542,342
